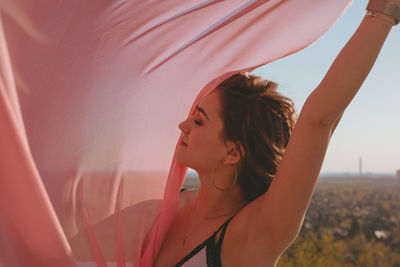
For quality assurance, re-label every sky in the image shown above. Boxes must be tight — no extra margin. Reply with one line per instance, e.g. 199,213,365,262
251,0,400,175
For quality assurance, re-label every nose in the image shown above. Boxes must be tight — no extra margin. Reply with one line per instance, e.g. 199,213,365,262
178,118,190,134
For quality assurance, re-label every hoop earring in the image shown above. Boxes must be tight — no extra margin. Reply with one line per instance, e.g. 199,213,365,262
211,162,238,191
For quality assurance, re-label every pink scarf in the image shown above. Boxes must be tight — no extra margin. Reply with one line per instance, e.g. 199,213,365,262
0,1,351,266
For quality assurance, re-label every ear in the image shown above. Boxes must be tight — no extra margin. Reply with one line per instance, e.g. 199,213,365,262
223,141,245,165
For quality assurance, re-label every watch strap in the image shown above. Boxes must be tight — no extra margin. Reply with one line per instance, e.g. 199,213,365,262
367,0,400,25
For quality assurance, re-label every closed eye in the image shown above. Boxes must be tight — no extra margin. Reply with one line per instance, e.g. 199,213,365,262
194,119,202,126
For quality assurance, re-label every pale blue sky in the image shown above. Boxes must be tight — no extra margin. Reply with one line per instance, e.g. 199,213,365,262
252,0,400,175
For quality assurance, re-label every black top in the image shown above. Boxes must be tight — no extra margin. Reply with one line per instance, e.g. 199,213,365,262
175,188,234,267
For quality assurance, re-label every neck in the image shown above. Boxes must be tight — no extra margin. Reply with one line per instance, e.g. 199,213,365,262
189,167,247,220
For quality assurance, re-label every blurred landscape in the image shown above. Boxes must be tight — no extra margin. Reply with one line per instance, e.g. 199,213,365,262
183,172,400,266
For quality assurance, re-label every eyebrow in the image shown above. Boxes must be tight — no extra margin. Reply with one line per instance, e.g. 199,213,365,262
196,105,210,121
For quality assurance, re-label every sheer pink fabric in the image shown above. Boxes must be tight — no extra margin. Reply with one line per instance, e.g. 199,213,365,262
0,0,351,266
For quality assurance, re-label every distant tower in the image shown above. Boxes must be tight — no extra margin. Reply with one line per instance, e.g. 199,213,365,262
359,157,362,176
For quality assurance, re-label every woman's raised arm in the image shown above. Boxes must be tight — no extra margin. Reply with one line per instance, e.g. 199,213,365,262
306,1,398,129
249,0,399,256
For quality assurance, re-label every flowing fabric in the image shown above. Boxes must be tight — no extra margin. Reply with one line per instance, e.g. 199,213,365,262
0,0,352,266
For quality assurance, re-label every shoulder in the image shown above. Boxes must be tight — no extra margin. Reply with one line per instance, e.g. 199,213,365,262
69,199,163,261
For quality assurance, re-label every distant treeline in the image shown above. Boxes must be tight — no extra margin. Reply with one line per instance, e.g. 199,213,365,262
278,177,400,267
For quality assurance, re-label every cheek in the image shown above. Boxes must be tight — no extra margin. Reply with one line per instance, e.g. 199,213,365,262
192,131,224,156
192,129,214,146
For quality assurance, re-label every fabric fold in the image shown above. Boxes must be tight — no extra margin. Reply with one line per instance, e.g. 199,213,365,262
0,0,352,266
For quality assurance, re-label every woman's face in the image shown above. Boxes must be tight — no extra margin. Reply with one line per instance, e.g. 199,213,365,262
174,89,228,171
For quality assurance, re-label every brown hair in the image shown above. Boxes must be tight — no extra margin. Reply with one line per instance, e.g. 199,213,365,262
216,72,297,202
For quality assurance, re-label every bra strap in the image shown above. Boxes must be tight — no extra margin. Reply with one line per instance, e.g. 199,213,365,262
215,216,234,249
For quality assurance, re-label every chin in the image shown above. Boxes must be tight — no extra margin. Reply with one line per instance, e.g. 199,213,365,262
173,148,206,171
173,150,189,166
174,153,198,170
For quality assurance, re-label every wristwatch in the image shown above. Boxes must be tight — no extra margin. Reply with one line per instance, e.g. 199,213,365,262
367,0,400,25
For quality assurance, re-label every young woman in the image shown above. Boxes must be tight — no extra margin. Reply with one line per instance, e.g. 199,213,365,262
154,0,400,266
